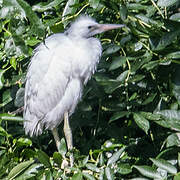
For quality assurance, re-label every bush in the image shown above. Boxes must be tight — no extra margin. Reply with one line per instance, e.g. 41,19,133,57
0,0,180,179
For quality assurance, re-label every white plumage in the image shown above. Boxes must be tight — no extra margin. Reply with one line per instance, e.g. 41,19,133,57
23,15,123,166
24,16,102,135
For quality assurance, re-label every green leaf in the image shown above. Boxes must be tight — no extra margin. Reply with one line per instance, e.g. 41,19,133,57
12,35,28,55
86,163,100,172
116,70,129,82
157,0,178,7
133,165,162,179
172,67,180,105
133,113,150,134
17,137,32,147
58,138,67,157
82,172,96,180
99,169,105,180
32,0,64,12
170,13,180,22
25,37,41,46
82,155,89,166
16,0,45,37
117,163,132,175
128,74,145,83
37,150,51,168
0,89,13,107
8,160,34,180
178,153,180,168
102,80,121,94
174,173,180,180
136,14,162,27
14,88,24,108
109,111,130,123
45,169,53,180
62,0,79,18
120,5,127,21
109,56,126,71
99,153,105,166
166,133,180,147
142,93,157,105
127,3,148,10
0,0,26,18
166,51,180,59
130,178,149,180
155,110,180,130
107,147,126,166
0,70,5,90
89,0,100,9
0,126,8,137
72,172,83,180
105,167,114,180
140,112,161,121
15,163,43,180
141,60,159,71
10,57,17,70
103,44,121,56
150,30,180,51
0,113,24,121
53,152,63,167
131,52,153,72
150,158,177,174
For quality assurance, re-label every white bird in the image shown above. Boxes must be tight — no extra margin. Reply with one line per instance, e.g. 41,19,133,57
23,15,124,166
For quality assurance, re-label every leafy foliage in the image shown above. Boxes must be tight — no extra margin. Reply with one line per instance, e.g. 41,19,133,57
0,0,180,179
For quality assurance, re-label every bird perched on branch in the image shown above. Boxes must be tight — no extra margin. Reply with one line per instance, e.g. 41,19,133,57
23,15,124,166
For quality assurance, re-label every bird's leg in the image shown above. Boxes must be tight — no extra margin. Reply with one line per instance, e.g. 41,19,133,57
64,111,74,167
52,127,61,152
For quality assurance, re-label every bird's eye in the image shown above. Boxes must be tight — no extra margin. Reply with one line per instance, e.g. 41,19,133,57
88,26,93,29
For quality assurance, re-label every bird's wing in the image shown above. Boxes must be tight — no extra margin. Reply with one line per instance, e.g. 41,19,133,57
24,34,73,136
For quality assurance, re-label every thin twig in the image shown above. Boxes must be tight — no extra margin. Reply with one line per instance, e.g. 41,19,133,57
150,0,164,18
56,3,90,26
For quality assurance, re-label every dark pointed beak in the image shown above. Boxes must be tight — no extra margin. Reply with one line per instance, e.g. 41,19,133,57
98,24,125,32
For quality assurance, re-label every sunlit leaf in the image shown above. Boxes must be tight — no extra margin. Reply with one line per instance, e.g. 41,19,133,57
32,0,64,12
133,113,150,134
53,152,63,167
8,160,34,180
107,147,126,166
117,163,132,175
0,89,13,107
103,44,121,56
16,0,45,37
109,56,126,71
0,113,24,121
0,70,5,90
86,163,100,172
15,163,43,180
62,0,79,18
82,172,96,180
37,150,51,168
166,133,180,147
133,165,162,179
14,88,24,108
89,0,100,9
105,167,114,180
72,172,83,180
150,158,177,174
157,0,178,7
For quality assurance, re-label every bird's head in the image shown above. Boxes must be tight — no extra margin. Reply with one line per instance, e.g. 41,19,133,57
65,15,124,38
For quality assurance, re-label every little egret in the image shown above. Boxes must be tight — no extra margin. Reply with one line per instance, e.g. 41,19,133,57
23,15,124,166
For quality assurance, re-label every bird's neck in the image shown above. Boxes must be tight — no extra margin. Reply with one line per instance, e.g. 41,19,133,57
66,33,92,41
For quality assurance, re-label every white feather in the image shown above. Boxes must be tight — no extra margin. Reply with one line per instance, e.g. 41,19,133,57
24,16,102,136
